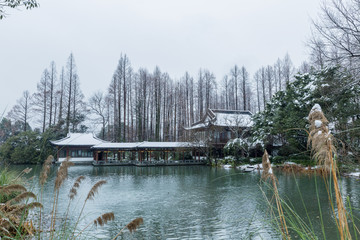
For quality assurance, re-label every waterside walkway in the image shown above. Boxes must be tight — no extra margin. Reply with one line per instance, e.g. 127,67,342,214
92,159,207,167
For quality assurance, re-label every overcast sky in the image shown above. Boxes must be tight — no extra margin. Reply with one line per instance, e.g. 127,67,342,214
0,0,321,115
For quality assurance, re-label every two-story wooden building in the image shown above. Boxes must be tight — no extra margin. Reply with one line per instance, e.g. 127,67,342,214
185,109,253,153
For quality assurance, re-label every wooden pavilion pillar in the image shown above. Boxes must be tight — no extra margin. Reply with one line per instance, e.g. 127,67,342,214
66,147,69,158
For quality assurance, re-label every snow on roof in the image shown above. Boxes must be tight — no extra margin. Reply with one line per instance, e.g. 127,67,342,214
184,123,206,130
138,141,195,148
187,109,253,129
50,133,108,146
92,142,142,149
213,111,253,127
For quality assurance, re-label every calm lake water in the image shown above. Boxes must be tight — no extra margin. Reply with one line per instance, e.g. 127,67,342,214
7,165,360,239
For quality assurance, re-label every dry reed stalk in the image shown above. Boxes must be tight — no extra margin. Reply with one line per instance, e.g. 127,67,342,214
10,202,43,215
72,180,108,237
94,212,115,227
40,155,53,186
112,217,144,240
69,176,85,200
126,217,143,233
308,104,351,240
5,191,36,206
86,180,107,201
73,212,115,239
50,157,74,237
261,150,290,240
62,176,86,234
39,155,53,238
0,184,27,194
11,167,32,184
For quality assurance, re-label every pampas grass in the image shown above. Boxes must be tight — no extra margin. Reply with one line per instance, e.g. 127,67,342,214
74,212,115,239
126,217,143,233
69,176,85,200
1,156,143,239
112,217,144,240
0,184,27,195
72,180,108,237
40,155,53,186
94,212,115,227
86,180,107,201
5,191,36,206
261,150,290,239
308,104,351,240
51,157,74,237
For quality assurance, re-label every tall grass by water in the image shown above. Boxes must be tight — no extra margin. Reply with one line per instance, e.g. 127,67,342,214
0,158,143,239
261,103,358,239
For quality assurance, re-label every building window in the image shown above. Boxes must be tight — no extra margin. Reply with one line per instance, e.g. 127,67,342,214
59,149,67,158
69,149,92,158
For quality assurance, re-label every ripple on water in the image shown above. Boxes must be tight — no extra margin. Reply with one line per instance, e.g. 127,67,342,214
8,165,360,239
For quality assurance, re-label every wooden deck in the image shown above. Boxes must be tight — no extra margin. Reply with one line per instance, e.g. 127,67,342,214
92,159,207,167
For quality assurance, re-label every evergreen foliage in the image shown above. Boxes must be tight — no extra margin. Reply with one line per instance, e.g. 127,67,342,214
252,67,360,161
0,122,66,164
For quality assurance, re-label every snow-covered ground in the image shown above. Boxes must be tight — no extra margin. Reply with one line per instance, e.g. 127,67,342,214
346,172,360,178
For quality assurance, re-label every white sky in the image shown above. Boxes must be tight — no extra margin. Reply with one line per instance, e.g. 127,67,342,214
0,0,321,114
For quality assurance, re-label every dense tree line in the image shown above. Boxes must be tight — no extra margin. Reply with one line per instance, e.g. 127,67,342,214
0,50,299,163
252,67,360,161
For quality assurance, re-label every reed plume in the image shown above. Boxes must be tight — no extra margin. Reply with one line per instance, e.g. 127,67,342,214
62,176,86,233
0,184,27,194
74,212,115,239
39,155,54,237
54,158,74,190
112,217,144,240
86,180,107,201
261,150,290,239
40,155,53,186
5,191,36,206
126,217,143,233
94,212,115,227
308,104,351,240
51,157,74,235
69,176,85,200
72,180,108,237
10,202,43,215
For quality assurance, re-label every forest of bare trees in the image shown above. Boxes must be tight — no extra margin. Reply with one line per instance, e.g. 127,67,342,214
4,51,298,143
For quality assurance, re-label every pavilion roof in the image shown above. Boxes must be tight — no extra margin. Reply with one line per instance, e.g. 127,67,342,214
50,133,108,146
185,109,253,130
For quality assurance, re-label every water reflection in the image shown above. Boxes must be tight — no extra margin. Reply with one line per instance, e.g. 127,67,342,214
5,165,360,239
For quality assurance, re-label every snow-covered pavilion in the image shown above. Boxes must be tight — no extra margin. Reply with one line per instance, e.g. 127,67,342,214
185,109,253,149
50,132,108,164
91,141,205,163
50,133,206,165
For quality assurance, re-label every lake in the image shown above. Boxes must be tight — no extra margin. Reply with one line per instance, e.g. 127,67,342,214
7,165,360,239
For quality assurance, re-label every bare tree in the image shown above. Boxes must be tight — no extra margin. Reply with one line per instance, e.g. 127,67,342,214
33,69,50,133
240,66,249,110
7,90,32,131
230,65,240,109
65,53,76,133
311,0,360,73
48,61,57,127
89,91,108,139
